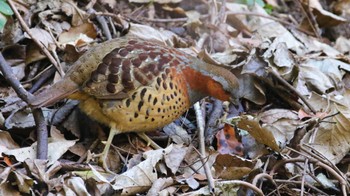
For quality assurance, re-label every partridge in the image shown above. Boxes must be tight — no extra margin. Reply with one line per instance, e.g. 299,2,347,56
29,36,240,171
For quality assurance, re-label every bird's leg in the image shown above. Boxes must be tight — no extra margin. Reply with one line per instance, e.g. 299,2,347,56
137,132,162,149
95,123,119,172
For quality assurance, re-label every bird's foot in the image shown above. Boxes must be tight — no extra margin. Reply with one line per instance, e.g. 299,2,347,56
92,152,115,174
137,132,162,149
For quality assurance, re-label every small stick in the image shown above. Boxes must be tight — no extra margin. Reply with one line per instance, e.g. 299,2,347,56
270,157,348,195
7,0,64,76
268,68,317,114
194,102,215,192
88,8,112,40
252,173,281,196
0,53,48,159
216,180,263,196
226,11,315,36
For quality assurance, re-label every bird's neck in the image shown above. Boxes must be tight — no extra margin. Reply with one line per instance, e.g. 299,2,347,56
181,65,231,104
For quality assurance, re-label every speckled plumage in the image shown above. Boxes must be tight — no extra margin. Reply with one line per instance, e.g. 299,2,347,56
30,36,240,170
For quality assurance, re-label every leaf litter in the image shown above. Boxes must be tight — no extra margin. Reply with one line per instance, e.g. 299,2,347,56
0,0,350,195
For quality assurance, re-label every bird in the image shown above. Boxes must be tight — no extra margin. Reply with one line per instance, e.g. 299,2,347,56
29,36,240,171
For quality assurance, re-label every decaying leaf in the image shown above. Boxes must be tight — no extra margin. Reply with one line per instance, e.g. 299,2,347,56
301,0,346,27
213,154,254,180
3,127,76,164
1,0,350,195
238,115,280,151
301,93,350,164
111,145,175,194
58,22,97,47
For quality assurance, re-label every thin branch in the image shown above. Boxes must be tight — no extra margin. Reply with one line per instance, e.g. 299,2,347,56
194,102,215,193
142,14,209,23
225,11,315,36
216,180,264,196
274,180,330,195
268,68,317,114
270,157,348,195
87,8,112,40
252,173,281,196
0,55,33,102
0,53,48,159
293,0,321,39
33,109,48,159
7,0,64,76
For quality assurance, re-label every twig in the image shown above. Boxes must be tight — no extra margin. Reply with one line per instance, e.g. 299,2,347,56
0,53,48,159
194,102,215,192
268,68,317,114
142,14,209,23
0,54,33,102
216,180,264,196
274,180,330,195
293,0,321,39
28,66,56,93
252,173,281,196
300,144,349,184
7,0,64,76
87,8,112,40
32,109,48,159
225,11,314,36
270,157,348,195
94,12,130,35
301,158,308,196
108,17,117,37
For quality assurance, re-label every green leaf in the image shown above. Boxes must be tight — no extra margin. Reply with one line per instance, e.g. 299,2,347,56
249,0,265,7
237,0,265,7
0,1,13,15
264,4,274,14
0,13,7,32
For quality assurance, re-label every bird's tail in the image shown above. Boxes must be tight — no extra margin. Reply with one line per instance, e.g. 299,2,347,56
29,78,79,108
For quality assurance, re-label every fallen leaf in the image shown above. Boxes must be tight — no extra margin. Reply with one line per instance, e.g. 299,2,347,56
213,154,254,180
3,129,77,164
111,145,173,194
164,144,187,174
237,115,280,151
58,22,97,47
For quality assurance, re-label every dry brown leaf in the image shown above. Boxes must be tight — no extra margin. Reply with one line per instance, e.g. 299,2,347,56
58,22,97,47
163,123,191,145
25,42,47,65
213,154,254,180
301,92,350,164
26,28,54,49
238,115,280,151
127,23,180,46
301,0,346,27
3,127,76,164
0,130,19,156
61,0,88,26
64,176,90,195
0,182,21,196
111,145,173,194
10,171,33,194
164,144,187,174
334,36,350,53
